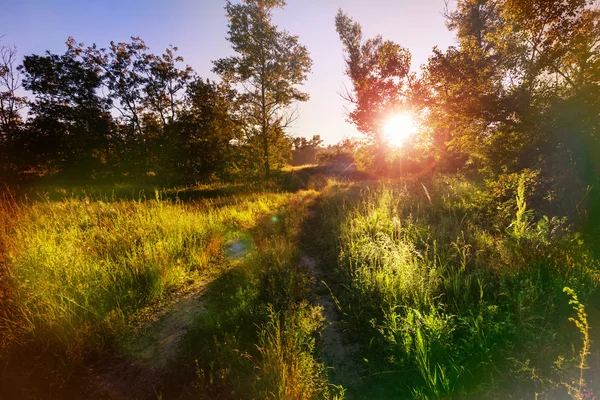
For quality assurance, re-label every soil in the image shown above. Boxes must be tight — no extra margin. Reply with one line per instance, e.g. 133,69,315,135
300,201,362,391
76,279,209,400
301,255,361,386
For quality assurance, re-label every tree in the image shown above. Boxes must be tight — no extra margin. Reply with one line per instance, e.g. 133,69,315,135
418,0,600,178
66,37,193,178
335,9,413,172
213,0,312,179
177,78,240,179
290,134,323,166
20,51,113,178
0,40,26,178
415,0,600,222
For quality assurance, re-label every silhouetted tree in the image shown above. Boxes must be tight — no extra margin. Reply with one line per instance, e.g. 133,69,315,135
335,9,413,173
67,37,193,178
290,135,323,166
177,78,240,180
20,51,113,178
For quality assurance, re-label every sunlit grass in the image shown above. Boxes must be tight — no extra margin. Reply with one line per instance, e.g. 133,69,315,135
1,173,598,399
315,175,600,398
184,189,339,399
0,187,294,362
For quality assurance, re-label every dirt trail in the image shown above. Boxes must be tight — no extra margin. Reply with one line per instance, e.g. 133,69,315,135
301,205,361,388
125,283,207,370
301,255,360,386
80,280,209,400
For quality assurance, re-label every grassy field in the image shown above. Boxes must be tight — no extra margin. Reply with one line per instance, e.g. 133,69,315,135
0,181,335,398
0,173,598,399
312,175,600,399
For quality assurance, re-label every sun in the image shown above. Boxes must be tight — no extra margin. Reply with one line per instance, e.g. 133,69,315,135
383,113,418,147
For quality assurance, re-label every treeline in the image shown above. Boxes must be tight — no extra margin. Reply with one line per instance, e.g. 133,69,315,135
0,38,241,183
2,0,600,200
334,0,600,225
0,0,316,184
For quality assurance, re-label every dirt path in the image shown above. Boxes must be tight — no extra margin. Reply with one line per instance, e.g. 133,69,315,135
79,279,209,400
300,201,361,390
301,255,360,387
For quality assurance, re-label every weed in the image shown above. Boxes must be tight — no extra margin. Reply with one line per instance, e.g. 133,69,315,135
563,287,592,400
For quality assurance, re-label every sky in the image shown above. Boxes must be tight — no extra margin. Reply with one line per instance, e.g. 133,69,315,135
2,0,457,145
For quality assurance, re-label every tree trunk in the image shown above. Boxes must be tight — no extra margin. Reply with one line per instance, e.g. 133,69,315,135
263,130,270,179
261,70,270,179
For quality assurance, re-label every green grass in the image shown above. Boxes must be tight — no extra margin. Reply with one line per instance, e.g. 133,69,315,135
1,172,598,399
1,184,338,399
183,189,339,399
0,187,294,364
314,175,600,398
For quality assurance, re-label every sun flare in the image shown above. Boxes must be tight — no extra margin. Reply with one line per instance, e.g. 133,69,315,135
383,113,418,147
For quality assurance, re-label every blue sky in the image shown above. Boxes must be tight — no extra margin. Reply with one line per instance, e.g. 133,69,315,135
2,0,456,144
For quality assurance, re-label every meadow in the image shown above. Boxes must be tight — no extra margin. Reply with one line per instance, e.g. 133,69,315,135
3,0,600,398
313,174,600,399
0,172,598,399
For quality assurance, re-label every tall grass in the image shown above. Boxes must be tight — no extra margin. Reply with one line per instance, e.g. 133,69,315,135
183,189,338,399
315,175,599,398
255,302,326,400
0,188,294,364
563,286,592,400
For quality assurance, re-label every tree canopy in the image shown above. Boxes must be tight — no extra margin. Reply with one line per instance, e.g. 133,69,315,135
214,0,312,179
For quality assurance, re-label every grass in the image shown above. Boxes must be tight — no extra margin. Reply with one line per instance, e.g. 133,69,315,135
182,189,339,399
563,286,592,400
0,182,336,398
1,172,598,399
314,174,600,398
0,186,295,376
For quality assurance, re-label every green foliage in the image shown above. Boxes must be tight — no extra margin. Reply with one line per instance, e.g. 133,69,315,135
177,78,241,180
4,34,248,184
509,172,533,241
420,0,600,192
563,286,591,400
314,175,599,398
316,138,360,168
20,50,113,177
213,0,313,179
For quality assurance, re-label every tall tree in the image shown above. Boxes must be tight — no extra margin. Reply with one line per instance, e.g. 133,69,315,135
213,0,312,179
177,78,240,179
20,51,113,177
335,9,412,172
419,0,600,177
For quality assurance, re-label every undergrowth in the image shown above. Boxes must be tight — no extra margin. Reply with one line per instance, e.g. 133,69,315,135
315,174,599,398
